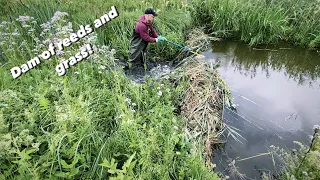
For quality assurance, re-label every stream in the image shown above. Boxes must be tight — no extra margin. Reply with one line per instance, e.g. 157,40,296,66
206,41,320,179
124,40,320,179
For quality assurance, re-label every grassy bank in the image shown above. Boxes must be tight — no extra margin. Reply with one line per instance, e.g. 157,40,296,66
0,19,220,180
0,0,192,61
0,55,219,179
190,0,320,48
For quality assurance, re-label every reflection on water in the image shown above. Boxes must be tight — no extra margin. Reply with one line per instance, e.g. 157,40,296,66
209,41,320,87
202,41,320,179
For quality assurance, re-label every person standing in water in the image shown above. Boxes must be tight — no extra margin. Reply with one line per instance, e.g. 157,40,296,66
127,8,167,70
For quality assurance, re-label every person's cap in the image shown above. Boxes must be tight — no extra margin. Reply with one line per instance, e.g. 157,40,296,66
145,8,158,16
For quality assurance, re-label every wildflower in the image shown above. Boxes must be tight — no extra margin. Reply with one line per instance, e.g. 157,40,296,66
87,35,97,43
131,109,135,113
157,87,160,90
163,75,169,79
99,65,106,70
157,91,162,97
292,149,297,153
1,21,7,25
110,48,116,55
43,39,51,45
39,44,45,48
56,50,64,55
22,24,31,28
53,38,62,44
173,126,178,130
16,16,31,22
124,98,131,104
132,103,136,106
12,32,19,36
40,22,50,29
32,143,40,150
74,71,79,75
98,71,102,73
32,21,37,24
313,125,320,133
176,151,181,155
51,11,69,23
118,114,125,118
302,171,308,176
26,135,34,142
67,22,72,29
160,84,164,86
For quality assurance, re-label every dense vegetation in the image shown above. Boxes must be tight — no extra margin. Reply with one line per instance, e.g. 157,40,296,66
0,0,319,179
190,0,320,48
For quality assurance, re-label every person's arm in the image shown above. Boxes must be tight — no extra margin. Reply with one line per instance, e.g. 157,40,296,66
136,23,157,43
150,25,158,38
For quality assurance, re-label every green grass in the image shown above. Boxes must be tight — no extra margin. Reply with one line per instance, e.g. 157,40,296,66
0,1,220,178
1,0,192,61
189,0,320,48
1,0,319,179
0,46,220,179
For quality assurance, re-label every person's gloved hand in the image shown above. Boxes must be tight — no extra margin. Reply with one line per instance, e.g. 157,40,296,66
156,36,167,42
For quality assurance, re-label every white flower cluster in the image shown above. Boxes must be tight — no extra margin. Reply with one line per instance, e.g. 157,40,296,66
51,11,69,23
16,16,34,22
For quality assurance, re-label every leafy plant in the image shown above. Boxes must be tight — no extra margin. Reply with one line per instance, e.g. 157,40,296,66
99,152,137,180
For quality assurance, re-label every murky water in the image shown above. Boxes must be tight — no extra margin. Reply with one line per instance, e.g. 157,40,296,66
204,41,320,179
124,40,320,179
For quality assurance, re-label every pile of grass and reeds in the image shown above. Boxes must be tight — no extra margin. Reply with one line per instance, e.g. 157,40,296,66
0,3,224,179
189,0,320,48
172,59,231,168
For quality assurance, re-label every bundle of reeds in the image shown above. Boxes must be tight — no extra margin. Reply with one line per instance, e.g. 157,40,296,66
173,58,231,167
185,27,221,52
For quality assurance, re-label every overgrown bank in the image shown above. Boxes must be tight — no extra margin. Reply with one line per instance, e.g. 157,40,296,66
190,0,320,48
0,18,222,179
0,1,225,179
1,0,319,179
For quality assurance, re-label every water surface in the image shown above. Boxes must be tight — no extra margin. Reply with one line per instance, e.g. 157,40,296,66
123,40,320,179
203,41,320,179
